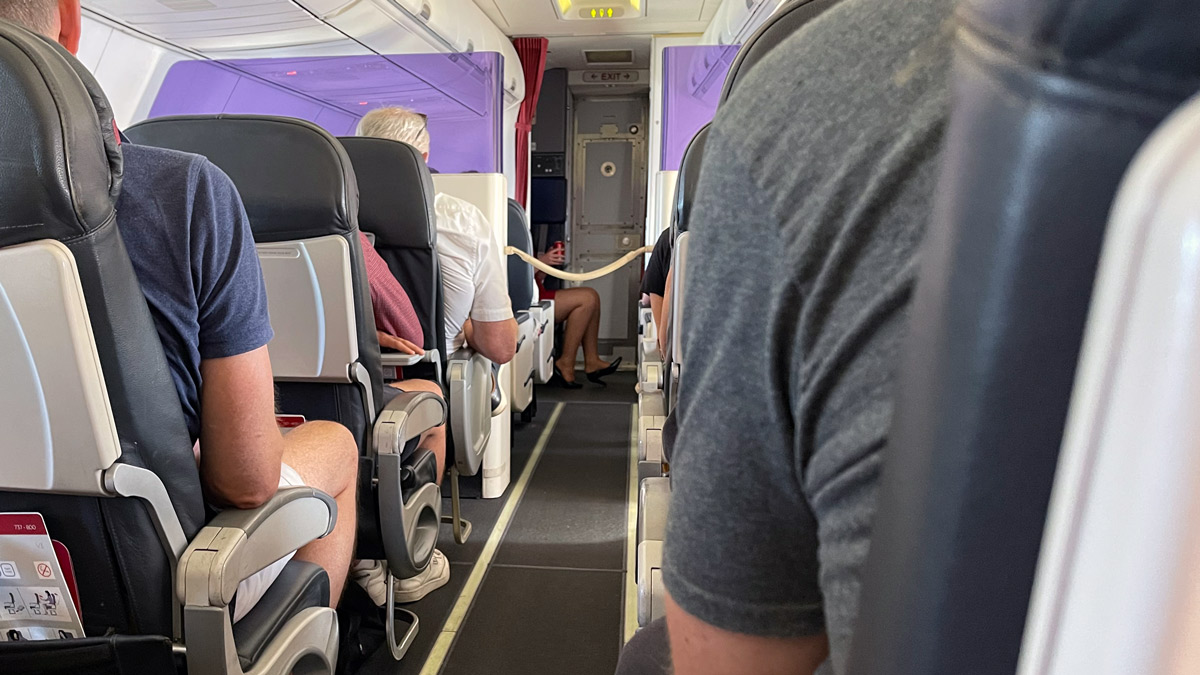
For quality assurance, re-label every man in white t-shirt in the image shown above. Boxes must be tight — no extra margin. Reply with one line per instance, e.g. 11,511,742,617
357,107,517,364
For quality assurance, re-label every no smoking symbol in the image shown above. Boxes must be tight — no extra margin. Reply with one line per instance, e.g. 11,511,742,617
35,563,53,579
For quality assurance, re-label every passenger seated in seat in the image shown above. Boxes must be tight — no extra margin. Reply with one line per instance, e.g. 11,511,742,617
348,235,452,604
617,0,954,673
358,230,447,490
640,228,673,355
356,107,518,366
535,246,620,388
0,0,360,622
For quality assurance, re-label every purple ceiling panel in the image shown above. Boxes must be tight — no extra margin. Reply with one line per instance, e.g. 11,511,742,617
661,45,739,171
150,52,503,173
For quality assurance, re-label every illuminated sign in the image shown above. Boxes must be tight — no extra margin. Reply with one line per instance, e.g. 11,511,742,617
555,1,643,20
583,7,623,18
582,71,639,83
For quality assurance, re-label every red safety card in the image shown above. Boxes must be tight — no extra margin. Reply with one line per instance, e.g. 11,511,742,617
52,542,81,616
0,514,86,641
275,415,306,429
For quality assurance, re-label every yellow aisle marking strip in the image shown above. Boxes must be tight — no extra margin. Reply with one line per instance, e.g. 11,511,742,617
623,403,640,642
419,402,566,675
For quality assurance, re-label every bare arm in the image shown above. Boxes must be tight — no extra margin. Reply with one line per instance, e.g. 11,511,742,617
198,345,285,509
649,293,665,349
658,269,674,356
464,317,518,364
666,595,829,675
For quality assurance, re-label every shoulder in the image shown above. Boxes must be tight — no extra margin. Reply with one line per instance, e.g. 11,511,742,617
120,143,240,208
711,0,954,186
434,193,490,236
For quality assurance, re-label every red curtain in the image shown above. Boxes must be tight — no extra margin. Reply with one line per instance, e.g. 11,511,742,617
513,37,549,209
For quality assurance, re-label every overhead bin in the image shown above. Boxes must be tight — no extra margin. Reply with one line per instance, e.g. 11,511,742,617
659,46,737,172
701,0,777,46
83,0,348,52
82,0,524,104
149,51,504,172
300,0,524,104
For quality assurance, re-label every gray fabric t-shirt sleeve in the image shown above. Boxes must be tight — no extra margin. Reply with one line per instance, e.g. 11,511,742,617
662,131,827,637
662,0,953,663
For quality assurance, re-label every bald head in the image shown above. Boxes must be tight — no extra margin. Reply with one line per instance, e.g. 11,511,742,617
0,0,80,53
0,0,57,37
357,106,431,157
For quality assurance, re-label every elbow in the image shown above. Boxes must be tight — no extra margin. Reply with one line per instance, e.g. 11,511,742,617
472,319,518,364
479,340,515,365
225,485,276,510
207,474,278,510
493,343,516,365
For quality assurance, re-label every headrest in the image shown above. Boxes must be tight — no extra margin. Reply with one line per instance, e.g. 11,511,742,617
126,116,358,243
0,20,123,249
506,198,532,253
338,137,437,250
962,0,1200,98
720,0,842,103
672,124,710,236
506,199,534,311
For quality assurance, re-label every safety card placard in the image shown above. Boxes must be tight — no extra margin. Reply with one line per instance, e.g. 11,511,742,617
0,513,85,641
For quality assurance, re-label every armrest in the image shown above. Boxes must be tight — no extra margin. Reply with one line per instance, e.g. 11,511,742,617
380,352,425,368
374,390,447,456
447,347,494,476
178,487,337,609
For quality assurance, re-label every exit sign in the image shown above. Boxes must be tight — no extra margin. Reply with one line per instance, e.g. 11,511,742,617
583,71,639,83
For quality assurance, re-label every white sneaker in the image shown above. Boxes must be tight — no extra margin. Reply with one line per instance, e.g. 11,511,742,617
393,549,450,603
350,559,388,607
349,551,451,607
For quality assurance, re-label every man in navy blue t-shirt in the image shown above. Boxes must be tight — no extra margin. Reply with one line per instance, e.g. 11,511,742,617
0,0,360,617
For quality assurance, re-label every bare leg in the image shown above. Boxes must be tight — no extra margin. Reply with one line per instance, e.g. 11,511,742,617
282,420,359,606
388,379,447,485
553,288,597,383
578,287,610,372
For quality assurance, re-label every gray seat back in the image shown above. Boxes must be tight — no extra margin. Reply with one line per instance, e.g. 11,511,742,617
126,116,383,452
847,2,1200,674
338,136,446,363
0,20,203,638
506,199,535,313
670,125,709,239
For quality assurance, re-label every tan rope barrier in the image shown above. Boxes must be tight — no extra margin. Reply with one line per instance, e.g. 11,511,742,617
506,245,653,282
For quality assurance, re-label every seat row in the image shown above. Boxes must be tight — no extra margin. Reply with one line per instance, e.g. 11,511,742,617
628,0,1200,673
0,22,552,672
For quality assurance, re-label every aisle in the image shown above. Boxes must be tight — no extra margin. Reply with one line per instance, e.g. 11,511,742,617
363,373,637,675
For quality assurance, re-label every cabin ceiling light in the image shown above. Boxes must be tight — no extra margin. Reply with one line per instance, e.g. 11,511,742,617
552,0,645,20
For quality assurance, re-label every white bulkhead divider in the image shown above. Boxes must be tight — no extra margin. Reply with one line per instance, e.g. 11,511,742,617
432,173,510,293
257,235,359,382
0,240,121,495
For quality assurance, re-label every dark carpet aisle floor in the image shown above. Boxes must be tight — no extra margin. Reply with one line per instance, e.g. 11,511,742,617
361,372,637,675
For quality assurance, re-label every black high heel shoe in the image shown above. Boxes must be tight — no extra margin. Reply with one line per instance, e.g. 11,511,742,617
551,365,582,389
585,357,623,385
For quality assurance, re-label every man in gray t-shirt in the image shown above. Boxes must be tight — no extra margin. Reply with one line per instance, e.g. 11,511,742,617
653,0,956,673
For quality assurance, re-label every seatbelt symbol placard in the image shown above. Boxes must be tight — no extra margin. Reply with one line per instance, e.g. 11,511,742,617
0,514,85,641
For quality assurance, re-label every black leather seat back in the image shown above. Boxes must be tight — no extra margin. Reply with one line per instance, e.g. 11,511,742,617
671,124,709,238
848,2,1200,675
127,116,383,448
506,199,535,312
338,137,446,363
719,0,842,104
0,20,203,637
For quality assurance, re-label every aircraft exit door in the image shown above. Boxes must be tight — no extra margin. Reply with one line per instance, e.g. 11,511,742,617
571,96,648,361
